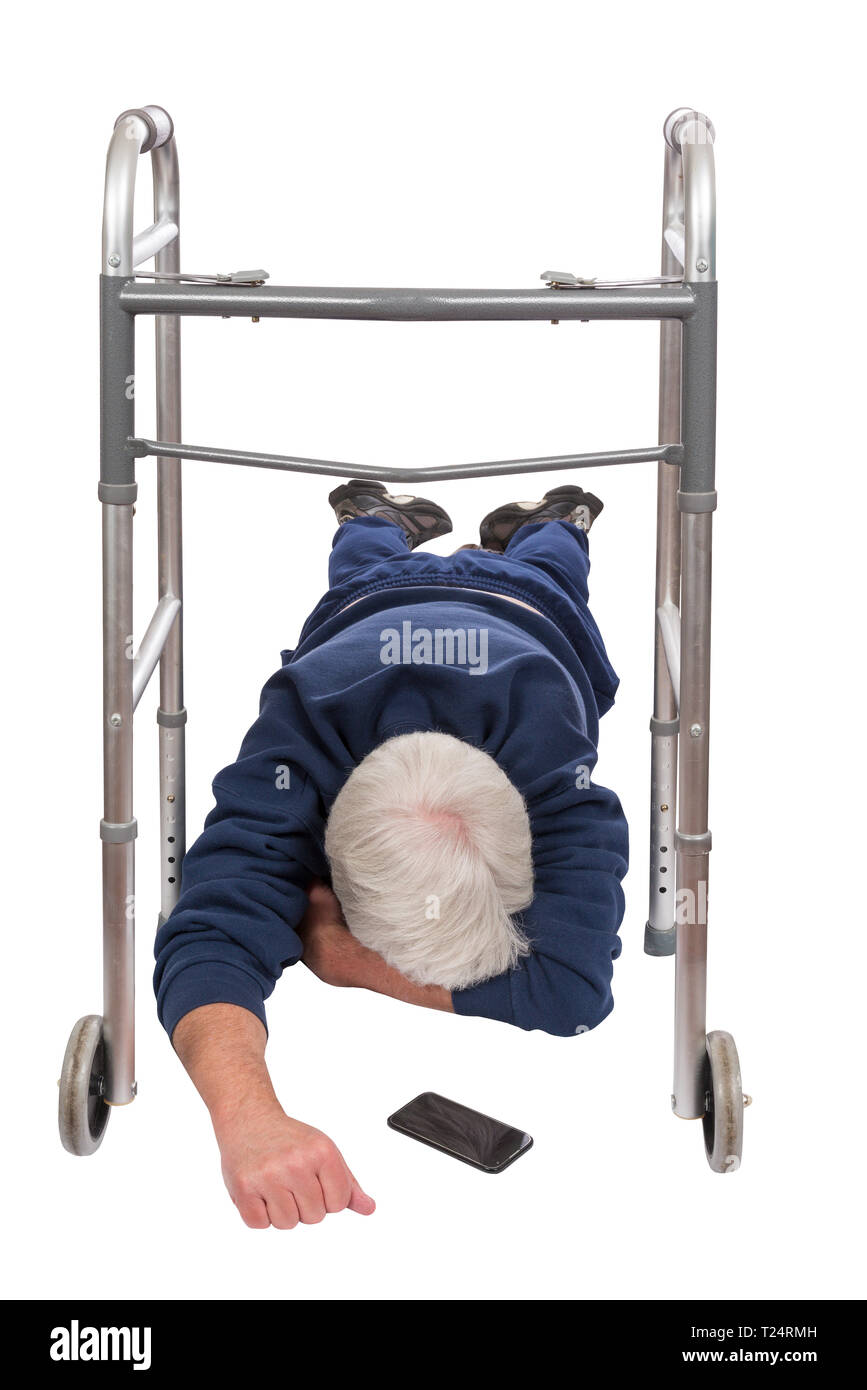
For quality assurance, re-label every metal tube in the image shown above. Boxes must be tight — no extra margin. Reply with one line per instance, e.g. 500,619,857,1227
103,117,150,276
681,123,716,284
102,504,136,1105
661,112,717,1113
646,137,685,952
99,256,138,1106
672,166,717,1114
673,511,713,1116
98,109,176,1106
133,439,680,484
119,281,696,322
679,285,717,495
656,602,681,706
663,219,685,268
132,595,181,709
676,517,713,838
152,137,186,923
132,217,179,267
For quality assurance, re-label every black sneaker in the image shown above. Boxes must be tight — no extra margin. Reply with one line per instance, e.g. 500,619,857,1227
478,484,604,552
328,479,453,550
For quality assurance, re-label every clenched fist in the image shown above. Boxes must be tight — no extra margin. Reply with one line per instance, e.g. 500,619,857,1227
171,1002,376,1231
216,1099,376,1229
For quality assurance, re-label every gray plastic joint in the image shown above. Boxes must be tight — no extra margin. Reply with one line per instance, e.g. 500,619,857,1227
663,108,716,152
677,490,717,513
650,715,680,736
98,481,138,505
675,829,712,855
644,922,677,957
114,106,174,153
100,817,138,844
157,706,188,728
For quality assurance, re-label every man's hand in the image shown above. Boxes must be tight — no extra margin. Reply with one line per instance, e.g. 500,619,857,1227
215,1099,376,1230
298,879,455,1013
172,1003,375,1230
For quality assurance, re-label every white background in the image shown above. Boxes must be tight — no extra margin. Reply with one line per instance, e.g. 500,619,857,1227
2,0,865,1302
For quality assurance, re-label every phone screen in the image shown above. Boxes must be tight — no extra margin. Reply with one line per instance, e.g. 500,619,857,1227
387,1091,533,1174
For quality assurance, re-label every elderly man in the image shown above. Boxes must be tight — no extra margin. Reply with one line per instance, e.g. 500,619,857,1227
154,480,629,1229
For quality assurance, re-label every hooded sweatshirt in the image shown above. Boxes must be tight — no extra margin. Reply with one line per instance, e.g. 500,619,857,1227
154,525,629,1040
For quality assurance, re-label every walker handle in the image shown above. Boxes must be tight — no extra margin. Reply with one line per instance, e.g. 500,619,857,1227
662,108,716,284
103,107,178,277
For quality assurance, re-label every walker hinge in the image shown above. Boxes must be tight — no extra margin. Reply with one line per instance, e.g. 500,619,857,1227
541,269,684,290
133,268,270,286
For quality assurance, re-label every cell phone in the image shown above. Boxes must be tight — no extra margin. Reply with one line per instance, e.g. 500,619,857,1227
387,1091,533,1174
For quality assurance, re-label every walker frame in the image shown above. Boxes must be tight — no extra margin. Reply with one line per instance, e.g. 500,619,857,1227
58,104,746,1171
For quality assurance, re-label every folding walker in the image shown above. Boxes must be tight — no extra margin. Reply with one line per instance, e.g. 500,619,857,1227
58,104,747,1172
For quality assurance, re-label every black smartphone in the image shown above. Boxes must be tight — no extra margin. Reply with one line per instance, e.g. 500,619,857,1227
387,1091,533,1174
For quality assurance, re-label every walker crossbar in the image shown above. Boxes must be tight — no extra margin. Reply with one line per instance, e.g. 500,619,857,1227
131,440,683,484
117,281,696,321
58,104,745,1173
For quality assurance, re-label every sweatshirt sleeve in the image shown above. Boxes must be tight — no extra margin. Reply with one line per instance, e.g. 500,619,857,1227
452,751,628,1037
153,665,327,1041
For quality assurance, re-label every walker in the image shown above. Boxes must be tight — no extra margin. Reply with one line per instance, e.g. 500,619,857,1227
58,105,747,1172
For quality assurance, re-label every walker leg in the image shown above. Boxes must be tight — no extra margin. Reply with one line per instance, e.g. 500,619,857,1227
153,140,186,924
672,275,721,1128
672,504,712,1118
99,276,138,1108
61,116,159,1150
656,111,744,1169
645,139,683,959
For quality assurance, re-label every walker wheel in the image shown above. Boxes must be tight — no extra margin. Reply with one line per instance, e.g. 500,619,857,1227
702,1030,744,1173
58,1015,110,1155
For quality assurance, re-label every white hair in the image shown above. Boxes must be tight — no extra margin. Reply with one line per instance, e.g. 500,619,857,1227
325,731,534,990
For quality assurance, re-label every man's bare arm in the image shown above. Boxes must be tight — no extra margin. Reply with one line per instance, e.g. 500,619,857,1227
354,947,455,1012
297,882,455,1012
173,1003,376,1229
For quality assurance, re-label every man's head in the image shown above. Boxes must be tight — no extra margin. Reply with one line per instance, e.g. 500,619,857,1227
325,731,534,990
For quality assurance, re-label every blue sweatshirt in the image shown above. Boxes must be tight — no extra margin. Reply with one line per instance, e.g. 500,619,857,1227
154,569,629,1040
